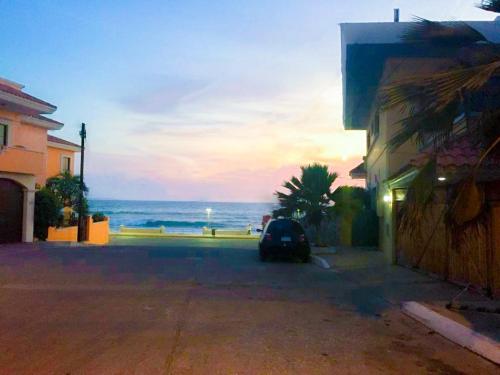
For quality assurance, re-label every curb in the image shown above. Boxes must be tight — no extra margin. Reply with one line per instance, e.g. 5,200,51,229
311,255,331,269
402,301,500,365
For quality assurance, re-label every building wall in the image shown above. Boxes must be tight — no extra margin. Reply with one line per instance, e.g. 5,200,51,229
365,104,418,262
47,146,75,179
0,108,48,185
363,58,454,262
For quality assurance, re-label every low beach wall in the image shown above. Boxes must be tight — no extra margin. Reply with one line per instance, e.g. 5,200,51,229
47,216,110,244
47,225,78,242
86,217,110,245
112,226,259,240
119,226,166,234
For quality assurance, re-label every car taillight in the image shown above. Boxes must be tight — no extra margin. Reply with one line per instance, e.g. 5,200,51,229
299,234,305,242
265,233,272,241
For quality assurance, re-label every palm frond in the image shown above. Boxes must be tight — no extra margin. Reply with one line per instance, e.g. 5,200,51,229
403,18,487,46
381,60,500,112
477,0,500,13
388,100,460,150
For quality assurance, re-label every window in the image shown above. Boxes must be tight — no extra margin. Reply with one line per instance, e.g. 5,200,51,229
0,124,7,146
61,156,71,173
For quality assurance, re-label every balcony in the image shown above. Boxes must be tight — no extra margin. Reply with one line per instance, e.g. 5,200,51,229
0,146,45,179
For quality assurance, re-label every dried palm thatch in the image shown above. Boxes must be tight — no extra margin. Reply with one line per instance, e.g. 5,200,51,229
398,158,437,237
450,176,484,226
450,136,500,226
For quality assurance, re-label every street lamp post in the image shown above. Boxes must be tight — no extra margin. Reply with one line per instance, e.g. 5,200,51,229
77,123,86,242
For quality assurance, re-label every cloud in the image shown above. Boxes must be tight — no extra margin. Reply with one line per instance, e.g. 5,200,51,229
120,76,209,114
90,71,366,202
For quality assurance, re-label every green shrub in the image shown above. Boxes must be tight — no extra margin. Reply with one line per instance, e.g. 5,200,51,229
92,212,106,222
34,188,62,240
46,172,89,216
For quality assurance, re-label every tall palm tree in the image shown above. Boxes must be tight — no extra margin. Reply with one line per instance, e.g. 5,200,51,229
274,163,337,228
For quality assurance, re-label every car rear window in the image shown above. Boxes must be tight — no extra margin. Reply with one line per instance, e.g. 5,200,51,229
267,220,297,236
268,220,292,235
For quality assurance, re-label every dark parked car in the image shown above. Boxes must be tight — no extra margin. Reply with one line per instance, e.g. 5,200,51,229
258,218,310,262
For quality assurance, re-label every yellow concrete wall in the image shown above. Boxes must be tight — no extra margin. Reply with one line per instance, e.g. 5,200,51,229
47,225,78,242
47,216,109,244
47,146,75,179
86,216,110,245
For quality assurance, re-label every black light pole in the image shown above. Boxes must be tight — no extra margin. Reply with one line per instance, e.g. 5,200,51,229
77,123,86,242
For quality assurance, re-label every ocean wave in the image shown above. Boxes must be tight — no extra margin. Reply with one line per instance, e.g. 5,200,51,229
99,210,198,216
140,220,227,228
99,211,156,215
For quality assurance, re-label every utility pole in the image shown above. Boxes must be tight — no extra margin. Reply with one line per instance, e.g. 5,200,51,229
77,123,86,242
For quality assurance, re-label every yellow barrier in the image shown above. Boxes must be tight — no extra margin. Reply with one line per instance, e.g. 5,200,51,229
46,216,110,245
47,225,78,242
86,216,109,245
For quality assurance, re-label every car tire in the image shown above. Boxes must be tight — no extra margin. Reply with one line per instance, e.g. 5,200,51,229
300,254,310,263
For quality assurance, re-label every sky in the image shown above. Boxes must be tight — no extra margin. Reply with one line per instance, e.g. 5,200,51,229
0,1,496,202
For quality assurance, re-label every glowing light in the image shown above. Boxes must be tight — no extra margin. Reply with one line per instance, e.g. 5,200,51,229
438,176,447,182
383,194,392,203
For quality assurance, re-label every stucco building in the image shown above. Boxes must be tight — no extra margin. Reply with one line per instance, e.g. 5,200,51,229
0,77,79,243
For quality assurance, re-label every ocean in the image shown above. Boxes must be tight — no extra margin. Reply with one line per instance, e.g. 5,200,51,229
88,200,277,234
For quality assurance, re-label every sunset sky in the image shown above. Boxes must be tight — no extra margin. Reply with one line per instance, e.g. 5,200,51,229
1,1,495,201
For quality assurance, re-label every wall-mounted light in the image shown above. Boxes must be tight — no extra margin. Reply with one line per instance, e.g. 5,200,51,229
438,176,447,182
383,194,392,203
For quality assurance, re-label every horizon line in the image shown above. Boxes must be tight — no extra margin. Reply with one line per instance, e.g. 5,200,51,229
88,198,277,204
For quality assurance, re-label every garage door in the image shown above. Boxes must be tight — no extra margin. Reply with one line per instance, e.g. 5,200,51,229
0,178,23,243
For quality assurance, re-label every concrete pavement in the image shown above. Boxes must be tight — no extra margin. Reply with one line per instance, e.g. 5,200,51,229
0,239,497,374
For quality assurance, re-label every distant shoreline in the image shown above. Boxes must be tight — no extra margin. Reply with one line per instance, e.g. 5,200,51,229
89,198,275,205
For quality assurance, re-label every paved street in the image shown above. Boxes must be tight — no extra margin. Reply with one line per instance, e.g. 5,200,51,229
0,238,496,374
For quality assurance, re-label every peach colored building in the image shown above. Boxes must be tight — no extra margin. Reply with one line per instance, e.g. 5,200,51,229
0,77,79,243
47,135,80,179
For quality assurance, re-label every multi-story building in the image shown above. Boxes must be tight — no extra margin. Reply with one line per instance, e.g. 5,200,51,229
0,77,79,243
340,17,500,262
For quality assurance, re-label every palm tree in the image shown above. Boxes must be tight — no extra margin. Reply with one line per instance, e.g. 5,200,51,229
274,163,337,229
381,1,500,228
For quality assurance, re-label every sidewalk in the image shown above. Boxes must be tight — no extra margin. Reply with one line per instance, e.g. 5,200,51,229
314,246,500,363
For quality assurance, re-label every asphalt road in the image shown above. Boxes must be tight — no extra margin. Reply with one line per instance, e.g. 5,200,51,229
0,238,496,374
